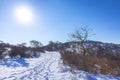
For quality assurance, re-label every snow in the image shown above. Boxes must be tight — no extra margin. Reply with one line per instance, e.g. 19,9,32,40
0,51,120,80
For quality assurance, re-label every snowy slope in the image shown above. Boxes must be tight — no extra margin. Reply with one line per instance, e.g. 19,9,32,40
0,52,120,80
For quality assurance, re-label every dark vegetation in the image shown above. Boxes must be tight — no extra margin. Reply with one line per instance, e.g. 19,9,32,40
0,40,44,59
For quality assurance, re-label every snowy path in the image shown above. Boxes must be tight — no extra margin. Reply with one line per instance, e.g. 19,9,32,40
0,52,72,80
0,52,120,80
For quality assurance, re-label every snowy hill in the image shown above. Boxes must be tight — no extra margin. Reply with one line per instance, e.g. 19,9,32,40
0,51,120,80
44,41,120,60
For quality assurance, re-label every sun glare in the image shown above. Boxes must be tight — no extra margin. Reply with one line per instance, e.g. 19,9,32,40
14,6,33,24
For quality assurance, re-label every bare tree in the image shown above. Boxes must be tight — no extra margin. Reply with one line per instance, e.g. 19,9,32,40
70,26,93,55
17,43,27,47
30,40,42,48
69,26,94,71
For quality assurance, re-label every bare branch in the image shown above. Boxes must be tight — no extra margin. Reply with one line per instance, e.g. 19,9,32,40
69,26,94,55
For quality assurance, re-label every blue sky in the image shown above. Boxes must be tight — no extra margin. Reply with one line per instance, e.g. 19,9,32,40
0,0,120,45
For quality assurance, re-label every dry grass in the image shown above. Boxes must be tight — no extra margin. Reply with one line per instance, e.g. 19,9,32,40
61,52,120,76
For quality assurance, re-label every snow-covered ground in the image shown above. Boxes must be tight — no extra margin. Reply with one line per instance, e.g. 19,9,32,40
0,51,120,80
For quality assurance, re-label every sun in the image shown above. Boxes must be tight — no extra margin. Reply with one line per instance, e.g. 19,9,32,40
14,6,33,24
